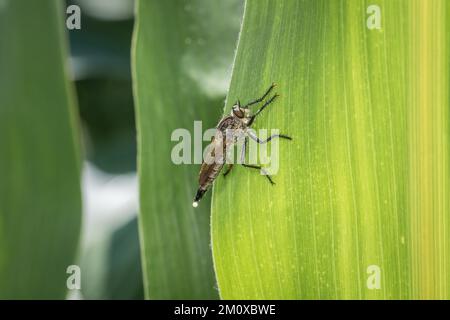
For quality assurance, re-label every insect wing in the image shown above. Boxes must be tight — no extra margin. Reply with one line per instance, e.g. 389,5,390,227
198,134,223,185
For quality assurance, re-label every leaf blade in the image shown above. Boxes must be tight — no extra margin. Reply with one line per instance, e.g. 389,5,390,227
0,0,82,299
132,0,243,299
212,0,450,299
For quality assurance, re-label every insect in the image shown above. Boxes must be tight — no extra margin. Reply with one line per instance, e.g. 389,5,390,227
192,83,292,208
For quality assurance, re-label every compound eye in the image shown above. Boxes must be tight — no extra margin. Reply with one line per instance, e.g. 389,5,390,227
233,107,244,118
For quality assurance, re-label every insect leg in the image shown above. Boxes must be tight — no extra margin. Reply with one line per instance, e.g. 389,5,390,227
224,133,247,177
247,94,280,126
223,164,234,177
242,83,276,108
238,136,274,184
239,136,248,164
247,130,292,144
241,164,275,185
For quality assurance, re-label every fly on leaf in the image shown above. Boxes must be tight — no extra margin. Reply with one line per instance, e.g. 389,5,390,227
193,83,292,207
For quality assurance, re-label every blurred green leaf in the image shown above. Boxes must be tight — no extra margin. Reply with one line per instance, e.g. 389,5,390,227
77,78,136,173
212,0,450,299
67,0,136,174
67,8,134,80
81,217,143,299
0,0,82,298
132,0,243,299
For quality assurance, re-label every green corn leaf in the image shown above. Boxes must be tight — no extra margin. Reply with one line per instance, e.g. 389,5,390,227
132,0,243,299
212,0,449,299
0,0,82,298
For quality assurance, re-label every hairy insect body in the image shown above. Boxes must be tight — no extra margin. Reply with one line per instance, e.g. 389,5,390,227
194,116,245,205
192,84,291,208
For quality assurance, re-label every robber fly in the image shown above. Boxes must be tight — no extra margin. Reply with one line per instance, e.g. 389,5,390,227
192,83,292,208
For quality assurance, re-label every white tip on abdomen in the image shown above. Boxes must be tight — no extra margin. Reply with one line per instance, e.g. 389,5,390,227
192,201,198,208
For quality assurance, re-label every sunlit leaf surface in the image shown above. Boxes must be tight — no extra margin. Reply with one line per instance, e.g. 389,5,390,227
212,0,449,299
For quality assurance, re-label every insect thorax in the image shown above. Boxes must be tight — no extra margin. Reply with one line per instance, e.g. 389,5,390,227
217,116,247,132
